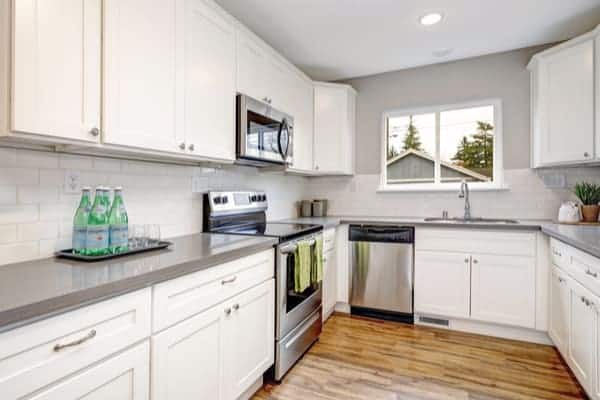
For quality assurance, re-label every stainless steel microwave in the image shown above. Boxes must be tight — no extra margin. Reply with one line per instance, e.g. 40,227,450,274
236,94,294,167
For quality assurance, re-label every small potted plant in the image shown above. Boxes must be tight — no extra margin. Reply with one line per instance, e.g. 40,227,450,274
574,182,600,222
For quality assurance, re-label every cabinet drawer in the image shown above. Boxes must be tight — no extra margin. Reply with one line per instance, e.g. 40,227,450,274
153,249,274,332
323,228,336,253
0,288,151,399
550,238,570,270
570,246,600,298
416,228,536,257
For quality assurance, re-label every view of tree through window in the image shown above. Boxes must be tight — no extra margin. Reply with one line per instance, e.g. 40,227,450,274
385,104,496,185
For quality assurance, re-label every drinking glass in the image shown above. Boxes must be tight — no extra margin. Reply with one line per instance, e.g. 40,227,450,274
128,225,137,249
147,224,161,246
132,224,145,248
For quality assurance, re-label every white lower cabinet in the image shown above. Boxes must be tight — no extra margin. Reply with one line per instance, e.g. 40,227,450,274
322,247,337,321
549,266,570,351
567,279,596,392
152,278,275,400
29,342,149,400
414,251,471,319
470,254,536,328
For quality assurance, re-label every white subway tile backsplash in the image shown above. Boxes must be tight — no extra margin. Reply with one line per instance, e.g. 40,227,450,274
17,222,59,241
0,225,17,243
16,150,58,168
17,185,59,204
0,205,38,224
0,168,39,185
0,185,17,205
0,148,17,167
0,241,40,264
92,157,122,172
58,154,93,170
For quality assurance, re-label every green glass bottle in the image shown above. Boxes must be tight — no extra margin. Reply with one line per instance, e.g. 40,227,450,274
108,187,128,254
72,187,91,254
86,187,110,256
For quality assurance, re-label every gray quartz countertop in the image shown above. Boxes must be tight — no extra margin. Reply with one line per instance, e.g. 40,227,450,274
542,224,600,258
280,216,549,231
0,233,277,333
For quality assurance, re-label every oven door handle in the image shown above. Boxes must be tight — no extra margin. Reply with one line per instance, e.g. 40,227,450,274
280,238,317,255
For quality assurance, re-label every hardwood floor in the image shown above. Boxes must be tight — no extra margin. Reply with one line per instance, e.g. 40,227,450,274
253,314,585,400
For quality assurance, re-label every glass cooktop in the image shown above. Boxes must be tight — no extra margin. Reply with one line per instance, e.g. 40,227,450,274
214,222,322,242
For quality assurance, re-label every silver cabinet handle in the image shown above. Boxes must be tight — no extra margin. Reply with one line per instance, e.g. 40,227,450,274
53,330,96,352
188,144,195,151
323,257,328,262
584,152,590,158
464,257,469,263
224,307,232,315
221,276,237,285
315,165,320,170
89,127,100,137
581,296,595,307
233,304,240,311
179,142,186,150
552,249,562,257
586,269,598,278
473,259,479,264
558,277,565,283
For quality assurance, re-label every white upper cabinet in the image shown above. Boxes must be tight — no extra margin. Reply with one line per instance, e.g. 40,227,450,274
288,73,314,172
103,0,180,153
529,27,599,167
10,0,101,143
181,0,236,162
313,82,356,175
236,30,270,103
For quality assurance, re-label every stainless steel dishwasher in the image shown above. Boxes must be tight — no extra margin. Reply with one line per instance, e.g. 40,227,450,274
349,225,414,323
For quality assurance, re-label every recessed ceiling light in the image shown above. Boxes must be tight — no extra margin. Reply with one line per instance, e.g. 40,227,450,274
420,13,443,26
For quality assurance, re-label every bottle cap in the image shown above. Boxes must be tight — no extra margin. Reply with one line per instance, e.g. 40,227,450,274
82,186,91,191
114,186,123,191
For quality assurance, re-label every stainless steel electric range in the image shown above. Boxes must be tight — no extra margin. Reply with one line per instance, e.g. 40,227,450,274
203,191,323,381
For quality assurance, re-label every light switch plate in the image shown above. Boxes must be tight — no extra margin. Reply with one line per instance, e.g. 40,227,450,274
64,170,82,194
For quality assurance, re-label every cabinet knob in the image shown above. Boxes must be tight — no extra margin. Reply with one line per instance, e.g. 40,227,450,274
179,142,186,150
464,258,469,263
315,165,320,170
224,308,232,315
188,144,195,151
473,259,479,264
586,269,598,278
233,304,240,311
89,127,100,137
584,152,590,158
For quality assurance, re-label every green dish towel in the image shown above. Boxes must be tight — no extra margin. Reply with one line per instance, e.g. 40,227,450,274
312,237,324,284
294,241,312,293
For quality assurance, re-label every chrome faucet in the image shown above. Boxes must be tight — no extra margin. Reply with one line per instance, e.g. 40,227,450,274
459,180,471,220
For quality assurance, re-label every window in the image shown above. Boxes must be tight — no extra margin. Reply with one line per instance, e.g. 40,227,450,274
381,100,502,190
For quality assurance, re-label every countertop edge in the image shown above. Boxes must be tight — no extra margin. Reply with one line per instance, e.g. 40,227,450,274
541,225,600,259
0,239,277,334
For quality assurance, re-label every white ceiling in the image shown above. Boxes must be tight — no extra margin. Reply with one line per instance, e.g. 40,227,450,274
215,0,600,81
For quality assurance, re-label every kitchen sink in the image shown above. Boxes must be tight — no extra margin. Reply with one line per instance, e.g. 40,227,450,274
424,217,519,224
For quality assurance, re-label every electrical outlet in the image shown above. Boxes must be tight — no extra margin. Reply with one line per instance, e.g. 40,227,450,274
542,174,566,189
64,170,82,194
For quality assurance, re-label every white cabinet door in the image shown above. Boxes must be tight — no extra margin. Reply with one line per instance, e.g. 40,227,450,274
470,254,536,328
313,83,356,174
289,74,314,172
549,266,570,354
236,31,269,102
103,0,180,153
151,301,225,400
323,248,337,321
12,0,101,142
223,279,274,400
535,39,595,165
414,251,471,319
568,279,596,391
27,342,149,400
182,0,236,161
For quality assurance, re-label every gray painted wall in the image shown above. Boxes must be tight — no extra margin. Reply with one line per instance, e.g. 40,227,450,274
343,45,551,175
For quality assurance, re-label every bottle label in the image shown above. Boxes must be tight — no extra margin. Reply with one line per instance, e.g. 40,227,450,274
92,205,107,217
73,226,87,250
86,225,109,249
110,224,128,247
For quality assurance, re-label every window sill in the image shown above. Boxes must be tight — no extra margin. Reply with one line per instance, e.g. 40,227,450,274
376,183,510,193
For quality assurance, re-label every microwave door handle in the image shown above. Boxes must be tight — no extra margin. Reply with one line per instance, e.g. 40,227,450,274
278,119,289,160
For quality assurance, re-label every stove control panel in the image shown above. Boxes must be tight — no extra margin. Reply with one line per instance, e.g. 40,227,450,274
207,191,268,214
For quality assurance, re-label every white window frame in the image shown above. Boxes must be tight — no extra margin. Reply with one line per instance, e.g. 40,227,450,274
378,98,506,192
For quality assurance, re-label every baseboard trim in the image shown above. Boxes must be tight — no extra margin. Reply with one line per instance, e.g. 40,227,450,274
415,313,552,345
238,376,263,400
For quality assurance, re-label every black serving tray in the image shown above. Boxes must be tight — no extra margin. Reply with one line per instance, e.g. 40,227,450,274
56,241,173,262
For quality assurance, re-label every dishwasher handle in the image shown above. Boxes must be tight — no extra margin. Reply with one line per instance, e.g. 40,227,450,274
348,225,414,243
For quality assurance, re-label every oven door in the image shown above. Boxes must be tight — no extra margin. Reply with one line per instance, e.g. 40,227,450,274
276,234,323,340
237,94,294,165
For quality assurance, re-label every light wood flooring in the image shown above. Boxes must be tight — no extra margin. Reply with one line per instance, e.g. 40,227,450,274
253,314,585,400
